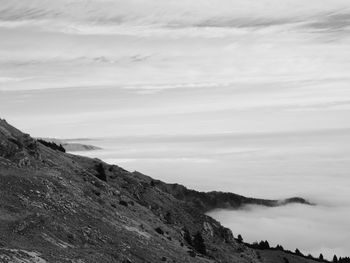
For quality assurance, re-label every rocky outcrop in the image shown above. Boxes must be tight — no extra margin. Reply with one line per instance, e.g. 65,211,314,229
147,180,312,213
0,119,41,166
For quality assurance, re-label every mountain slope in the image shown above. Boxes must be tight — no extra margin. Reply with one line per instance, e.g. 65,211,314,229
0,118,320,263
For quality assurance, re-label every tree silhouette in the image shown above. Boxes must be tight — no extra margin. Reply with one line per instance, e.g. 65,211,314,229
38,139,65,152
95,163,107,181
183,228,192,246
333,255,338,263
237,234,243,243
193,231,206,255
319,254,324,261
164,212,172,224
258,240,270,249
276,244,284,250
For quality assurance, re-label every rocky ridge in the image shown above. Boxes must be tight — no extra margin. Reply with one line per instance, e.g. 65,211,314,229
0,118,322,263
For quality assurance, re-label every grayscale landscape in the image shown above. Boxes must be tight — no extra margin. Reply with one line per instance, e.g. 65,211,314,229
0,0,349,262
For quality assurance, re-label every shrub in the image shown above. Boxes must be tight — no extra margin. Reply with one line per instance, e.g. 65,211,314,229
155,227,164,235
193,231,206,255
95,163,107,182
164,212,172,224
183,228,192,246
119,200,128,207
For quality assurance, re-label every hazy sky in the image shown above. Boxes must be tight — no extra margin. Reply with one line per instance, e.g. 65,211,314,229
0,0,350,138
1,0,350,259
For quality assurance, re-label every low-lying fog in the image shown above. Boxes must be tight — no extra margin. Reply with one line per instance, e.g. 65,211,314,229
69,130,350,258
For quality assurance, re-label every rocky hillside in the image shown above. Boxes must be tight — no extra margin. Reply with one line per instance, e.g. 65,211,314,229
37,138,101,152
151,180,312,213
0,119,323,263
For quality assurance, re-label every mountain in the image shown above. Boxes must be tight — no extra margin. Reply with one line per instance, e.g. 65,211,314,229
37,138,102,152
0,118,324,263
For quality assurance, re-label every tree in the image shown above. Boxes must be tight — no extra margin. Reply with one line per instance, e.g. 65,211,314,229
183,228,192,246
258,240,270,249
295,248,302,256
95,163,107,181
164,212,173,224
276,244,284,250
333,255,338,263
193,231,206,255
237,234,243,243
264,240,270,249
319,254,324,261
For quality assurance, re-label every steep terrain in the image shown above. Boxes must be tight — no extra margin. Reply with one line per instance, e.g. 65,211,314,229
37,138,101,152
0,119,323,263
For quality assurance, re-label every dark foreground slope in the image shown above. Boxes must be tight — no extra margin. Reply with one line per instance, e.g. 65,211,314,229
0,119,320,263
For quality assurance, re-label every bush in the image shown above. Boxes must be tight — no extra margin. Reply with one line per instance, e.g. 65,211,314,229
183,228,192,246
276,244,284,250
193,231,206,255
259,240,270,249
155,227,164,235
95,163,107,182
119,200,128,207
164,212,172,224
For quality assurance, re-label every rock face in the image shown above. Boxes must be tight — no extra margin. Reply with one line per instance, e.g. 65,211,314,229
0,119,41,166
0,119,319,263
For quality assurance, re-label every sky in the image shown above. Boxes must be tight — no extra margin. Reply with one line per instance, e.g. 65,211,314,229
1,0,350,138
1,0,350,259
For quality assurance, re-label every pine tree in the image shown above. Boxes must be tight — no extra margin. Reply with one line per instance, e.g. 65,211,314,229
319,254,324,261
237,234,243,243
276,244,284,250
333,255,338,263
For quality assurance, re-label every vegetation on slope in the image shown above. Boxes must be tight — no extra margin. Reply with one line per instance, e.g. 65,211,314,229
0,118,344,263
